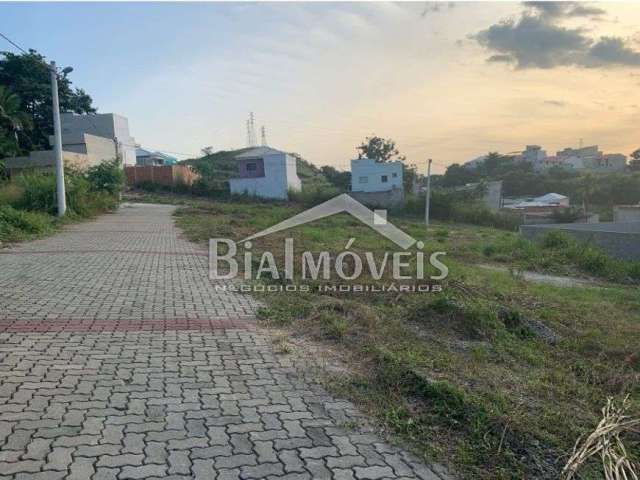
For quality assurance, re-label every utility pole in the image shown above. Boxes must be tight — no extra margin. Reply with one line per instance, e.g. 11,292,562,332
425,158,432,227
50,61,66,217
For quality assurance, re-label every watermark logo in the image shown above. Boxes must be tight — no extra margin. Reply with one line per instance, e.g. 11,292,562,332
209,194,447,293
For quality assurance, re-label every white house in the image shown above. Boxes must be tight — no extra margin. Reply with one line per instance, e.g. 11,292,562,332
350,158,403,193
60,113,137,165
228,147,301,200
516,145,547,171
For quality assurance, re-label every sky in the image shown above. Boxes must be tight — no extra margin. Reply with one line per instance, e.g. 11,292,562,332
2,1,640,174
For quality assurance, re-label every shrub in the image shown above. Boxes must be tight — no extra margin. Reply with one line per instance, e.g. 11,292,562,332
0,181,24,205
572,246,613,277
289,186,341,207
539,230,572,249
628,263,640,281
86,159,124,195
13,172,58,214
11,169,119,218
0,204,54,241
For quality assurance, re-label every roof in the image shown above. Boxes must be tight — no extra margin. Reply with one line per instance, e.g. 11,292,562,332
234,147,286,159
534,193,568,203
136,148,177,163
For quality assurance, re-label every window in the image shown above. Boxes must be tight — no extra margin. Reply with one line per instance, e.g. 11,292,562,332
246,162,257,172
381,175,388,183
359,176,368,184
392,172,397,178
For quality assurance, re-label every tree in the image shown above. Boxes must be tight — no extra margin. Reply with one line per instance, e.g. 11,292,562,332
580,172,596,214
0,50,96,152
201,146,213,156
356,136,405,163
320,166,350,191
629,149,640,171
0,85,30,155
440,163,479,187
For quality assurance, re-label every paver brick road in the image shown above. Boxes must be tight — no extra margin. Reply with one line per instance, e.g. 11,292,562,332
0,203,445,479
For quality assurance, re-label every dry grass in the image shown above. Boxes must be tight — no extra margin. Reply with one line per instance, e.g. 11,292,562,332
562,396,640,480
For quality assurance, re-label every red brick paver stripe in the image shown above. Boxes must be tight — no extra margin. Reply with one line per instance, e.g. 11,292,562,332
0,317,255,333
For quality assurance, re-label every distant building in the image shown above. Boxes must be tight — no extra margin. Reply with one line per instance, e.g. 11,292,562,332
136,148,177,166
60,113,137,165
516,145,547,171
556,145,626,172
3,112,136,176
228,147,301,200
350,159,403,193
349,158,404,207
504,192,569,212
597,154,627,172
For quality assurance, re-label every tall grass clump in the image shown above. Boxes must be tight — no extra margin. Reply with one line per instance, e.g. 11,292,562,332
289,185,341,207
0,160,124,243
0,204,55,242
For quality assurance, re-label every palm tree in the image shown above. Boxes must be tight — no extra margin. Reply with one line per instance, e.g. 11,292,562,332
0,85,30,152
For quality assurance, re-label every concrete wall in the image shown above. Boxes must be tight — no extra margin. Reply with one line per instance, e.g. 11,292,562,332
6,151,90,177
351,159,403,193
61,134,116,167
285,155,302,193
125,165,199,187
613,206,640,223
229,153,300,200
348,187,404,208
520,222,640,260
483,181,503,210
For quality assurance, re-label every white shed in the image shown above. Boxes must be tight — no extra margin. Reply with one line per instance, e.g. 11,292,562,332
228,147,301,200
350,158,403,193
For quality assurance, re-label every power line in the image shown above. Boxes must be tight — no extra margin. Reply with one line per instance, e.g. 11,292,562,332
0,31,28,54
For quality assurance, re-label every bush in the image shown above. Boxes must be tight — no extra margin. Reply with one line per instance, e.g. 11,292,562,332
289,186,341,207
539,230,572,249
86,159,124,195
0,204,54,241
13,172,58,214
10,168,119,218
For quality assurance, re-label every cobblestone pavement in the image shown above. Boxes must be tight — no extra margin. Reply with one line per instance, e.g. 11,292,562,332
0,203,446,479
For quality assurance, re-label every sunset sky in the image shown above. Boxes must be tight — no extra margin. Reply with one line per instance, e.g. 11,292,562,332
2,1,640,173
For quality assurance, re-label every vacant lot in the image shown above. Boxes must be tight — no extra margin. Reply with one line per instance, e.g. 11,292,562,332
138,193,639,480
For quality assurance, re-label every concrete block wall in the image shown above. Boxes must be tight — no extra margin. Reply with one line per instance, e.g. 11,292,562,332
520,222,640,260
348,187,404,208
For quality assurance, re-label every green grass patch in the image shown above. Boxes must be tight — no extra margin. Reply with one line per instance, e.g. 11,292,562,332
164,193,639,479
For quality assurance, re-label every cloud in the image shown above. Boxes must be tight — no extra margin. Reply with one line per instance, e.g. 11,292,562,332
588,37,640,66
474,15,590,69
473,8,640,69
421,2,455,18
523,2,606,20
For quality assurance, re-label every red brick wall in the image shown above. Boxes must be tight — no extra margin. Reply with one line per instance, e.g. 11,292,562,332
125,165,199,187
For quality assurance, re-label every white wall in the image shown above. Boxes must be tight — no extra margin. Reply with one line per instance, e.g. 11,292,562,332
351,159,403,193
284,154,302,193
229,152,301,200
